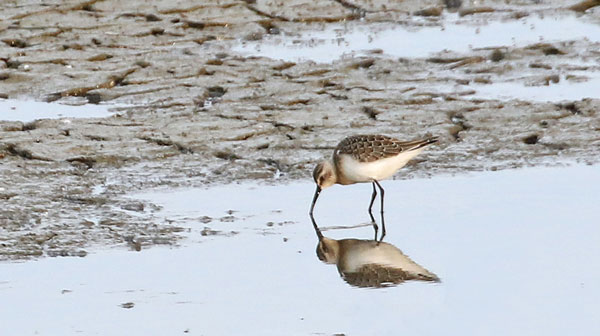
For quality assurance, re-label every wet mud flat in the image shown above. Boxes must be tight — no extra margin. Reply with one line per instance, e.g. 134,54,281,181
1,0,600,259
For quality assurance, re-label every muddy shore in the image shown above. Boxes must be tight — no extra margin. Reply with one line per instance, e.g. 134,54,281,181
1,0,599,259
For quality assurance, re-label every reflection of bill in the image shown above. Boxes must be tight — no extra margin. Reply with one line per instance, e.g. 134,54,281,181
316,237,440,288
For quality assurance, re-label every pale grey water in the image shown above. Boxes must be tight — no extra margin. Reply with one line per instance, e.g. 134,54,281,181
1,165,599,335
234,14,600,62
0,99,116,122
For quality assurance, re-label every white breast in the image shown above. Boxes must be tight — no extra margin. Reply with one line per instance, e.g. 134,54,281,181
338,148,425,183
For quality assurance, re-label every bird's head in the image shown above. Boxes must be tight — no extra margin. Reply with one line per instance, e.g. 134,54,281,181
312,160,336,190
316,237,339,264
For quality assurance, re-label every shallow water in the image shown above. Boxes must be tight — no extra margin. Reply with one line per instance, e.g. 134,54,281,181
1,165,599,335
470,74,600,102
0,99,116,122
235,14,600,62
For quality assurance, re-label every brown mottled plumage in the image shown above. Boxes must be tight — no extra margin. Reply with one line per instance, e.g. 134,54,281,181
316,237,440,288
343,264,438,288
336,135,438,163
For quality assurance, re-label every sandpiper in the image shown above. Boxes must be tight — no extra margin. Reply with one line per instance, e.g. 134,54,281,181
310,134,438,241
316,237,440,288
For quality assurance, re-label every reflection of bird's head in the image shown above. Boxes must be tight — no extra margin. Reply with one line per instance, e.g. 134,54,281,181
313,161,336,189
316,237,339,264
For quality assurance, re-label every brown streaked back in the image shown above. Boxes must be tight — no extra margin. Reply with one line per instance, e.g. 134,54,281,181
335,135,438,163
342,263,439,288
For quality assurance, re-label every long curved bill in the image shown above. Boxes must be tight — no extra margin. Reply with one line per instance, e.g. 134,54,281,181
309,185,323,240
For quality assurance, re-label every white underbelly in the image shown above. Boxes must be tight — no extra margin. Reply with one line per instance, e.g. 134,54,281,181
339,149,424,182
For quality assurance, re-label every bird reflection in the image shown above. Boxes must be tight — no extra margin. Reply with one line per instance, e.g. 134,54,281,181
311,217,439,288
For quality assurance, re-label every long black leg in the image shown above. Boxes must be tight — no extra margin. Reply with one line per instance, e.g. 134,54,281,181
368,182,378,240
374,180,386,242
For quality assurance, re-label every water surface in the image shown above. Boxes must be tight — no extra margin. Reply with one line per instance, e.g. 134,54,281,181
1,165,599,335
0,99,116,122
235,14,600,62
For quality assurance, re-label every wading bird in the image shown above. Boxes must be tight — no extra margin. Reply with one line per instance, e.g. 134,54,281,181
310,134,438,241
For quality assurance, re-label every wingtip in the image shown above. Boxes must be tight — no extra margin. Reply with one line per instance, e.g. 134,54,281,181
415,136,439,149
406,135,439,151
427,135,439,144
418,272,441,283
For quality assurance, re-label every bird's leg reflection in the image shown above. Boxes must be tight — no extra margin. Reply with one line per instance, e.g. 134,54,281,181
374,180,386,242
368,182,379,240
315,233,440,288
